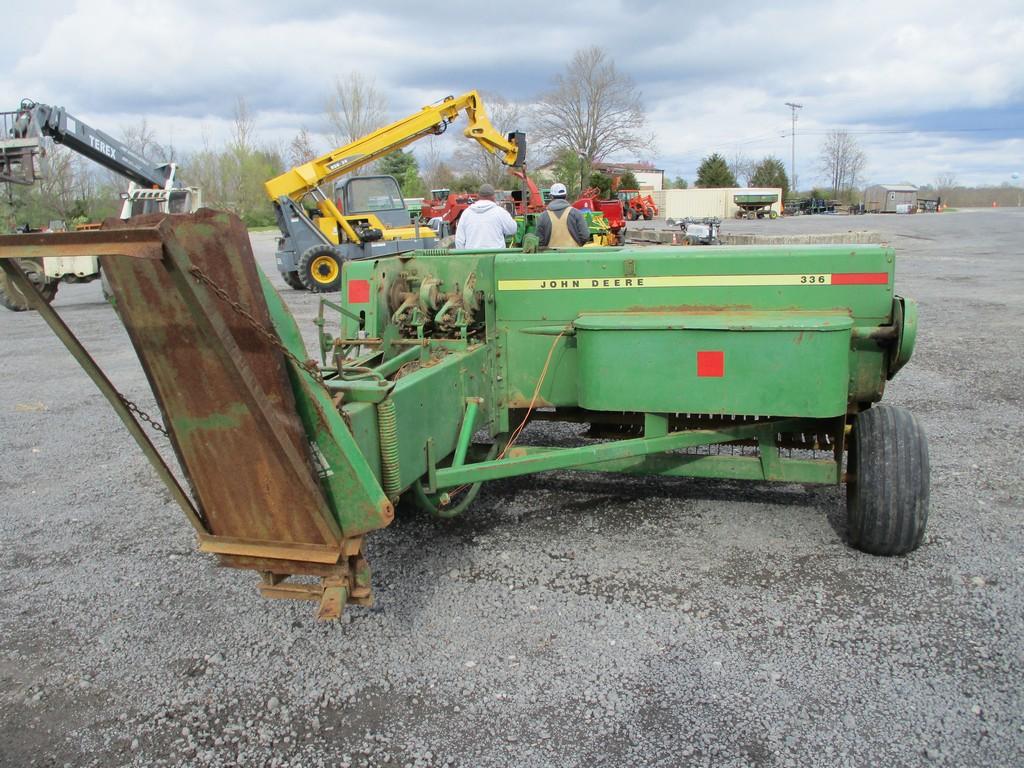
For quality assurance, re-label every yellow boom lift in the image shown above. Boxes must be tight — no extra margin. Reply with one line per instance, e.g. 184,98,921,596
265,91,524,291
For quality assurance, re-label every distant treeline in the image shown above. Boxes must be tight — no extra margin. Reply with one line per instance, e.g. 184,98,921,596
916,185,1023,208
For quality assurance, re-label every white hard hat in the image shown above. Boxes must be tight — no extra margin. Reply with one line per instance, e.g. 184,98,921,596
550,182,567,197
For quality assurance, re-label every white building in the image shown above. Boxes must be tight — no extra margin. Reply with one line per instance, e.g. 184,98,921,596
593,162,665,191
653,187,784,219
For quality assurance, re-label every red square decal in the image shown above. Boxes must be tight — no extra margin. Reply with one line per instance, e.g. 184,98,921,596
348,279,370,303
697,350,724,377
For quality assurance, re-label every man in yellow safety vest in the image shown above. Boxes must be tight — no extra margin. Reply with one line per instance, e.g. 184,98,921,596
536,182,589,248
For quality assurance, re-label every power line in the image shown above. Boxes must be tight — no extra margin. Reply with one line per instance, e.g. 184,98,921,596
786,127,1009,136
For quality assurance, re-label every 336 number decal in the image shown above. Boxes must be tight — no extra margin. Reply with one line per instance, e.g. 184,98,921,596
800,275,826,284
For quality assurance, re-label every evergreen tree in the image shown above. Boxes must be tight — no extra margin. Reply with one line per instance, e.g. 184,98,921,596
588,172,614,197
695,153,737,188
379,151,426,197
750,156,790,199
618,170,640,190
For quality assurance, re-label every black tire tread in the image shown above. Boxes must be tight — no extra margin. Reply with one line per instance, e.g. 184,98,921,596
0,262,59,311
0,280,28,311
297,245,342,293
847,405,929,556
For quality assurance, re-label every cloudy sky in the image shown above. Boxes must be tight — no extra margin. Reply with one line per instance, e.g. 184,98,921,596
2,0,1021,188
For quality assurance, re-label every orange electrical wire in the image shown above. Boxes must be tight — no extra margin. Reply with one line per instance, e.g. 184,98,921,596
498,328,568,460
438,327,568,507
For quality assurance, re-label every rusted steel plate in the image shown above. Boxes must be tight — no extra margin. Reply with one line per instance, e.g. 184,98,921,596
257,582,322,601
100,211,342,558
0,226,165,261
197,534,342,563
217,554,351,578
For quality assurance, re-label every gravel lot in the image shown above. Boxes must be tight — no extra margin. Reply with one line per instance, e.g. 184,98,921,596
1,208,1021,767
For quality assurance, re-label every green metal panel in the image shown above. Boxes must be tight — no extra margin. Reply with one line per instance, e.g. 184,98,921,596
340,258,380,340
501,329,578,407
889,296,918,378
260,270,393,537
575,312,852,417
387,345,491,490
493,246,894,322
340,401,382,482
734,194,779,205
493,245,895,413
334,244,896,418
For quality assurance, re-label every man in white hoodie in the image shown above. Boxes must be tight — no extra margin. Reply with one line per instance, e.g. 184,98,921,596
454,184,517,249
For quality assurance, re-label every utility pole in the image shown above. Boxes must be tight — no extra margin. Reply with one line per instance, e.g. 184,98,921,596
785,102,802,192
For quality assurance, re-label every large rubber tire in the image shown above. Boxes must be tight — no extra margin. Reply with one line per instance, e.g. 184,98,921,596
625,207,638,222
642,208,653,220
282,270,305,290
297,245,343,293
846,405,929,556
0,260,59,311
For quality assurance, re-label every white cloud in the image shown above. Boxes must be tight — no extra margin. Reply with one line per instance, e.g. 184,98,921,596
0,0,1021,186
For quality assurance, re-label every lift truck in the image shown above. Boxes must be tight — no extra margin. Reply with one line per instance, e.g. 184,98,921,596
265,91,524,293
0,99,201,310
0,208,928,621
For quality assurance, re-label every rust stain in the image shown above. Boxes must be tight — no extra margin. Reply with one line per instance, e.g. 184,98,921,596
102,211,335,549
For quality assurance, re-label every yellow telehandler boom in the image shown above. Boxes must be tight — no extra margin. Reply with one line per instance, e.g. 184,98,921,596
264,91,525,292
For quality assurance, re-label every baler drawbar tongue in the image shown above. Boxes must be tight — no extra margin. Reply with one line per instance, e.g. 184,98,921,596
0,211,390,619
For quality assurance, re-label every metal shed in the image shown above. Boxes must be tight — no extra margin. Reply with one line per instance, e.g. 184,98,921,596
865,184,918,213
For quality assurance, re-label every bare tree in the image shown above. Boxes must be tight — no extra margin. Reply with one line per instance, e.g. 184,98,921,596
819,130,866,198
205,98,285,225
452,94,524,188
34,144,91,221
288,128,318,167
228,97,256,155
325,72,388,146
104,118,171,192
418,136,447,191
934,173,958,192
122,119,167,163
533,47,652,176
181,128,235,219
728,152,755,187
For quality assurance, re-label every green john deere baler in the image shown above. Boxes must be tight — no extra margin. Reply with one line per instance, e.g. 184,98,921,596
0,210,927,619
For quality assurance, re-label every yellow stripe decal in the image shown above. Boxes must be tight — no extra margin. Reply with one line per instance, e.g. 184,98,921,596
497,274,833,291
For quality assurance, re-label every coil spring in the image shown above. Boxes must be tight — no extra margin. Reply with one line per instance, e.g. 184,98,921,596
418,248,450,257
376,397,401,500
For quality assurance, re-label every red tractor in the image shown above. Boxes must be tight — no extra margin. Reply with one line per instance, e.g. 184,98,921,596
420,189,477,237
618,189,658,221
573,187,626,243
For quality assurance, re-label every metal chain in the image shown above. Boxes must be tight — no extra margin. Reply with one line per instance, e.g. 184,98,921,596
188,265,325,386
118,394,169,437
